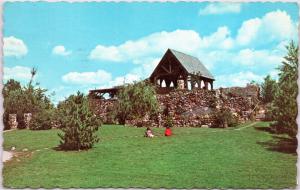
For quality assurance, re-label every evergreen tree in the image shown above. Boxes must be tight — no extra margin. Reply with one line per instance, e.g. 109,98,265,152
261,75,277,104
57,92,101,150
272,41,298,138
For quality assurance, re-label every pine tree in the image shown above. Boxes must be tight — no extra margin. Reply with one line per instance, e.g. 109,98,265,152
272,41,298,138
261,75,277,104
58,92,101,150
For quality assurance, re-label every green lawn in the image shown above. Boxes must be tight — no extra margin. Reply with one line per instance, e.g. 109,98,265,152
3,122,296,188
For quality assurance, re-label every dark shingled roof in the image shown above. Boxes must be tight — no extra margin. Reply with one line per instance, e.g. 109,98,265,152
169,49,215,80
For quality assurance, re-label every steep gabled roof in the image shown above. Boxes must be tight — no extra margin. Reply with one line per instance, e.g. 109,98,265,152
169,49,214,80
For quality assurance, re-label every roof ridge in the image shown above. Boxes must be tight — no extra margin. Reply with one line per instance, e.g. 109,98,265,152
169,49,199,60
168,48,214,80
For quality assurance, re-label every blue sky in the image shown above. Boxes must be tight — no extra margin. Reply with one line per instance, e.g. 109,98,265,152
3,2,299,104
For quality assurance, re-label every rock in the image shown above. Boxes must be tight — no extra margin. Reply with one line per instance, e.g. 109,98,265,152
22,148,28,152
201,125,209,128
11,146,16,151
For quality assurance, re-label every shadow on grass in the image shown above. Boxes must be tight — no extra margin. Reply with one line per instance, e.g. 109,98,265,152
255,124,297,155
254,126,275,134
257,136,297,155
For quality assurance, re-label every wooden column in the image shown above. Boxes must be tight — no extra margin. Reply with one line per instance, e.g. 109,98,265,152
204,81,208,90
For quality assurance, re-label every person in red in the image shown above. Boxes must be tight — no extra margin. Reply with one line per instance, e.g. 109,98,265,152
165,126,172,136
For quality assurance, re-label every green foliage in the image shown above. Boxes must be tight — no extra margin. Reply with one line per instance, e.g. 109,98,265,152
30,110,54,130
57,92,101,150
3,76,54,130
116,81,159,124
271,41,298,138
260,75,277,104
165,115,174,128
215,108,239,128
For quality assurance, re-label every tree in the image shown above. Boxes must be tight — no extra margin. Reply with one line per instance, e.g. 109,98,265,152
272,41,298,138
116,81,159,124
260,75,277,104
57,92,101,150
3,69,54,130
3,79,21,97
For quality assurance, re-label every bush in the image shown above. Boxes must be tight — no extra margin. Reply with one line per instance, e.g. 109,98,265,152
116,81,159,124
215,108,239,128
30,111,53,130
58,92,101,151
165,116,174,128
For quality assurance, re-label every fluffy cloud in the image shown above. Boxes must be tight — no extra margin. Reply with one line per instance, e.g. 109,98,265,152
199,26,234,50
62,70,112,85
4,66,32,81
233,48,283,66
52,45,72,56
215,71,264,88
236,10,297,46
4,36,28,57
88,27,236,67
107,73,140,88
199,3,241,15
88,30,201,62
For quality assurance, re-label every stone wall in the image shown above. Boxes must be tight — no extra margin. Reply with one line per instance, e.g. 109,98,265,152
89,85,260,128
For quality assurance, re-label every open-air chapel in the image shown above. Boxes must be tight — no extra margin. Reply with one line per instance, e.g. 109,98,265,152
89,49,214,99
149,49,214,91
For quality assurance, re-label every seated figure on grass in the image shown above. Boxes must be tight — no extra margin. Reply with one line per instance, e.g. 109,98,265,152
144,127,154,138
165,126,172,136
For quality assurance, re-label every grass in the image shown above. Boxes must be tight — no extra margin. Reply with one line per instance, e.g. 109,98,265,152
3,122,297,188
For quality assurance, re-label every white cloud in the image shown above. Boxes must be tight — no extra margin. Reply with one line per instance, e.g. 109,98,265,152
88,30,201,62
62,70,112,85
199,3,241,15
236,10,297,46
52,45,72,56
131,57,161,77
107,73,141,88
4,36,28,57
215,71,264,88
233,48,283,66
4,66,32,81
236,18,262,46
89,45,122,61
199,26,234,50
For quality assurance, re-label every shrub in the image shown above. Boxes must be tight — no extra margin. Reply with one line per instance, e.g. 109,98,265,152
215,108,239,128
30,111,53,130
116,81,159,124
58,92,101,151
165,116,174,128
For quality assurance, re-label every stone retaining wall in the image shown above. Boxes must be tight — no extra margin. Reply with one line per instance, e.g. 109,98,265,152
89,84,260,128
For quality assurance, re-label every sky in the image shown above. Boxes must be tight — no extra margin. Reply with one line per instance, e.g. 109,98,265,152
3,2,299,104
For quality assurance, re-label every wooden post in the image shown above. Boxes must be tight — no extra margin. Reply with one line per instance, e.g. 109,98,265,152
204,81,208,90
